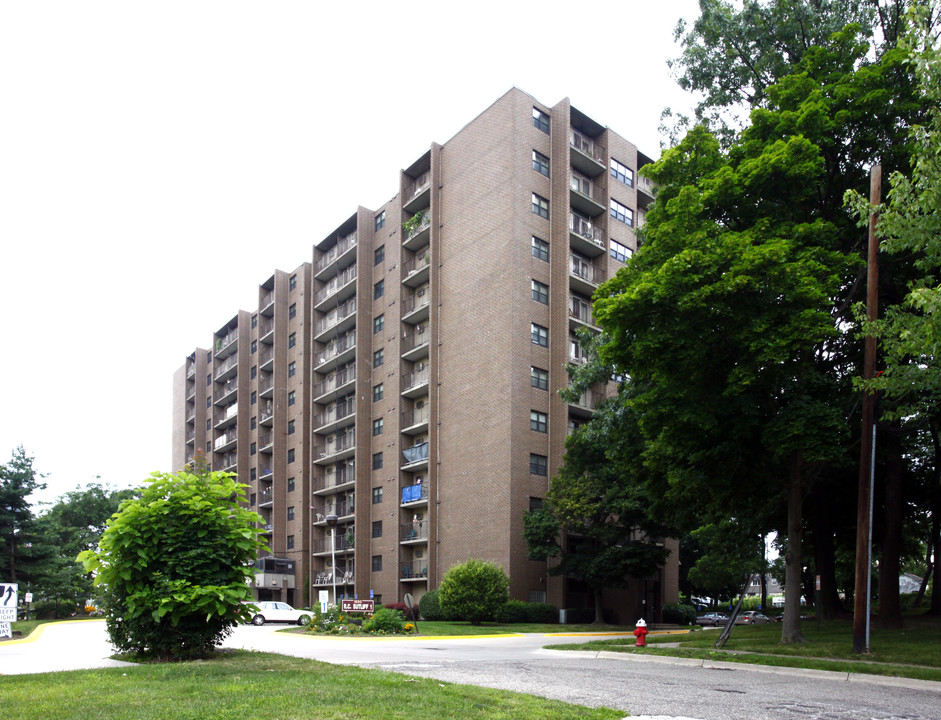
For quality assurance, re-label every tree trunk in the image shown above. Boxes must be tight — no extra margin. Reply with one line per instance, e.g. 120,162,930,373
781,451,807,644
593,586,605,625
812,484,844,619
760,572,768,612
877,427,904,628
928,418,941,616
912,536,932,609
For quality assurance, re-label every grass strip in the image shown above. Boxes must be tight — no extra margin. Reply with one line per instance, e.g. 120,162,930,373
0,650,622,720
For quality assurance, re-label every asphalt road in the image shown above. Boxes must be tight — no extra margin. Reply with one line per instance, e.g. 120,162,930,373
2,620,940,720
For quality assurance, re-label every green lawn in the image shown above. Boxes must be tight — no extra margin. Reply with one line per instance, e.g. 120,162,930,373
548,615,941,682
0,651,622,720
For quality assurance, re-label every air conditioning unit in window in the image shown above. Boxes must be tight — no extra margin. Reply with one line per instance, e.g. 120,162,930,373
414,512,423,520
415,548,423,558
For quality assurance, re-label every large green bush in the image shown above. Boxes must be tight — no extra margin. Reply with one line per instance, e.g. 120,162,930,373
662,602,697,625
495,600,558,624
438,558,509,625
362,607,406,634
78,469,266,660
418,588,448,621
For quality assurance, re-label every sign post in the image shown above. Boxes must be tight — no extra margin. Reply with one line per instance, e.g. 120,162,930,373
0,583,18,639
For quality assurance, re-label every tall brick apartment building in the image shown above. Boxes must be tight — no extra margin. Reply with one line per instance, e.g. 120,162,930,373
171,88,679,624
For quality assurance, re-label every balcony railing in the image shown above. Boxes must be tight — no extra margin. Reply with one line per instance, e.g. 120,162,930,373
315,396,355,428
214,428,238,450
401,520,428,542
312,533,354,553
315,232,357,274
215,332,237,356
570,296,596,325
316,297,357,336
313,461,355,492
402,291,430,317
216,376,238,398
312,498,354,520
259,290,274,310
312,364,356,398
404,172,430,204
402,442,429,465
402,407,429,428
570,213,605,247
258,375,273,395
403,252,430,278
401,560,429,579
315,330,356,367
401,326,429,354
258,431,273,450
314,429,356,459
213,354,239,380
258,317,274,339
401,483,429,504
402,368,430,393
217,451,237,469
570,129,606,165
571,255,606,285
315,264,357,306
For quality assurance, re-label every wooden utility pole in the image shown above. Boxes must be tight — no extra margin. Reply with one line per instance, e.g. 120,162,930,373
853,165,881,654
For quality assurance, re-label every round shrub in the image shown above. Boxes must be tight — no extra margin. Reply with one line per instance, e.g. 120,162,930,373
662,602,697,625
527,602,559,623
418,588,448,621
438,558,509,625
495,599,529,623
362,607,405,634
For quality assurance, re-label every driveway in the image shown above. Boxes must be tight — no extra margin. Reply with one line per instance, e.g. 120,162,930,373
3,621,940,720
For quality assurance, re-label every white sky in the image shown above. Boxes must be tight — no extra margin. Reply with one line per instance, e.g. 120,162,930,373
1,0,702,507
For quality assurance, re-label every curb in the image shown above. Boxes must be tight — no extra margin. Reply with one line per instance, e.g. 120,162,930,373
550,649,941,693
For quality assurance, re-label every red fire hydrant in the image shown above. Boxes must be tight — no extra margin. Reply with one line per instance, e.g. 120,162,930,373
633,618,649,647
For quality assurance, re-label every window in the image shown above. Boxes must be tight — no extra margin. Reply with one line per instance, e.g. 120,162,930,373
288,390,296,406
373,349,384,368
372,418,383,436
532,107,550,134
251,365,257,379
373,487,383,504
250,391,257,405
532,193,549,219
250,442,257,456
207,397,212,407
250,468,256,481
531,366,548,390
206,441,211,452
529,496,544,512
372,555,383,572
375,211,386,230
530,410,548,433
289,274,297,290
207,373,211,386
530,453,548,476
251,340,257,354
610,240,632,263
610,199,634,226
288,476,295,492
287,448,295,463
532,150,549,176
529,590,547,603
611,158,634,187
375,245,385,265
250,492,256,506
288,419,295,435
289,303,296,319
288,332,296,348
288,361,296,378
251,314,258,329
287,535,294,550
531,323,548,347
206,419,211,430
531,280,549,305
372,521,383,538
372,451,383,470
251,416,256,430
374,280,384,299
374,315,384,334
373,383,384,402
287,506,295,521
531,236,549,262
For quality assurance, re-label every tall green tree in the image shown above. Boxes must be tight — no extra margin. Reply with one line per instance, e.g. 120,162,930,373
79,468,266,661
0,446,45,582
523,399,673,625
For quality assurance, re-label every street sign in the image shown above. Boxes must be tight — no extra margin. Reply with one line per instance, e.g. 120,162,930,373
0,583,17,623
341,599,374,613
0,622,10,638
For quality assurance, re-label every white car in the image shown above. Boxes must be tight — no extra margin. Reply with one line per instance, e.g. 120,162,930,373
246,601,312,626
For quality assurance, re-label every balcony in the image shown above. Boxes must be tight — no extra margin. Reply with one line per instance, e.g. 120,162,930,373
215,332,238,360
402,252,430,288
214,354,239,382
570,129,606,176
315,330,357,372
314,429,356,464
403,210,431,250
258,431,273,453
401,326,429,362
312,498,354,523
570,388,606,417
401,520,428,543
312,363,356,404
186,363,196,379
258,487,273,507
214,402,239,430
401,366,430,398
570,172,606,217
214,428,238,453
258,374,274,400
401,406,429,435
313,568,354,585
401,483,429,506
401,441,429,470
569,296,598,329
312,532,354,554
315,396,356,434
313,461,355,494
315,297,357,342
637,175,656,209
260,524,274,535
185,428,196,444
214,376,238,406
315,231,358,280
258,317,274,345
258,345,274,372
401,560,429,581
259,289,274,317
314,264,357,311
403,172,431,214
217,452,237,471
569,213,606,257
570,254,606,296
258,465,273,480
259,399,274,427
401,290,431,324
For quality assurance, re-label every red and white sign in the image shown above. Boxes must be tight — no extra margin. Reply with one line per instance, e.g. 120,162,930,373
341,599,374,613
